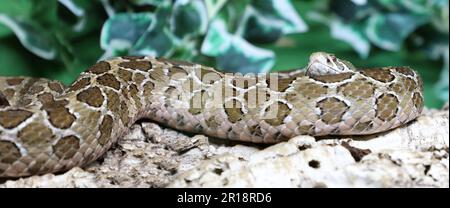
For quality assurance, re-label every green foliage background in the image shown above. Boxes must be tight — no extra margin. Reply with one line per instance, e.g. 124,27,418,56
0,0,448,108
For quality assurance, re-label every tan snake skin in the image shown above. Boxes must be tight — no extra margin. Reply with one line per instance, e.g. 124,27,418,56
0,52,423,177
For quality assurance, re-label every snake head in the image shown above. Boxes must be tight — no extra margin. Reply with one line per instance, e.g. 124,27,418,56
306,52,356,76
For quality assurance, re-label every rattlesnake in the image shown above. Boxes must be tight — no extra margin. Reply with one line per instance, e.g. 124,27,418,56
0,52,423,177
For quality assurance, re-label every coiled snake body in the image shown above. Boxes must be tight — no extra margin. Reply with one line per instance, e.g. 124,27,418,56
0,52,423,177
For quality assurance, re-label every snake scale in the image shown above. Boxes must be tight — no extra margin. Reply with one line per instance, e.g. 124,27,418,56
0,52,423,177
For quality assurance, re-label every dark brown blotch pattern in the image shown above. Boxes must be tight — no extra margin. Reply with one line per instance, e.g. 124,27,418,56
394,67,415,76
338,79,374,99
168,66,188,78
69,77,91,92
118,69,133,82
390,77,415,95
47,107,75,129
133,73,146,86
98,115,113,145
0,92,10,107
298,83,328,100
6,78,24,86
19,78,39,96
0,109,33,129
149,67,166,81
264,102,291,126
310,73,354,83
129,84,141,109
38,93,75,129
122,56,145,60
118,61,152,72
3,89,15,100
77,87,104,107
143,81,155,97
0,141,21,164
361,68,395,83
197,67,222,83
224,99,244,123
267,76,297,92
28,85,44,94
413,92,424,113
376,94,399,121
119,101,130,126
106,90,121,116
88,61,111,74
97,73,121,90
53,135,80,160
38,93,61,105
48,82,64,93
317,97,349,125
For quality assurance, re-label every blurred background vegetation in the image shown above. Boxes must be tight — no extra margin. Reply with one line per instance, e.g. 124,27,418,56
0,0,448,108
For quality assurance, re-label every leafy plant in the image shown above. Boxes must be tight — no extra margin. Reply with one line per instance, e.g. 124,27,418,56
99,0,307,73
0,0,104,70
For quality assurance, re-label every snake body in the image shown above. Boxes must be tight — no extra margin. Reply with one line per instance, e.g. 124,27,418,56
0,52,423,177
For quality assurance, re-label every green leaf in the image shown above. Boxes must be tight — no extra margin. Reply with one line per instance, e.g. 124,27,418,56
217,35,275,73
170,39,198,60
425,35,449,102
0,0,33,18
0,24,11,37
57,0,93,35
201,18,232,56
400,0,432,15
28,0,58,28
0,0,58,32
130,3,177,57
132,26,177,57
252,0,307,34
330,0,372,21
240,0,307,43
201,17,274,73
153,1,172,27
435,64,449,102
130,0,165,6
331,19,371,58
434,48,449,102
0,14,57,59
100,13,153,53
430,0,449,33
204,0,228,19
58,0,85,17
171,0,208,38
366,13,429,51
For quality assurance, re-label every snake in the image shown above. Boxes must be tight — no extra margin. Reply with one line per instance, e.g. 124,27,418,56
0,52,423,177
